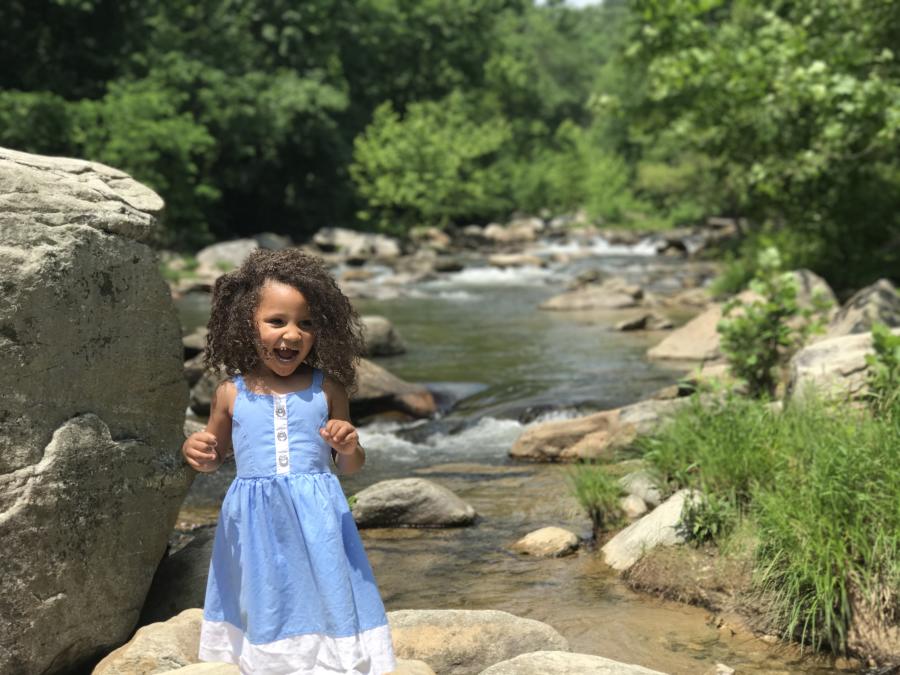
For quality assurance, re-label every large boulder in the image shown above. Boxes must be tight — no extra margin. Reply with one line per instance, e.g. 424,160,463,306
510,526,580,558
824,279,900,339
351,478,476,528
0,147,190,674
313,227,401,260
601,490,698,571
787,328,900,401
361,315,407,357
388,609,569,675
478,651,667,675
139,529,215,627
540,277,643,311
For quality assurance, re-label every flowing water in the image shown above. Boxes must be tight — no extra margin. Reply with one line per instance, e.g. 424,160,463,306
178,238,843,674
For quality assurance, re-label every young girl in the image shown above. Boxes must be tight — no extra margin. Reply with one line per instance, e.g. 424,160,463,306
181,249,396,674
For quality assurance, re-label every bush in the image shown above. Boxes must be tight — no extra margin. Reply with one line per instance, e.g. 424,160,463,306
865,321,900,419
717,247,828,398
567,462,623,538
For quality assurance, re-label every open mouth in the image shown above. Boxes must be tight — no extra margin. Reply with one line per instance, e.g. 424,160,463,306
274,348,299,363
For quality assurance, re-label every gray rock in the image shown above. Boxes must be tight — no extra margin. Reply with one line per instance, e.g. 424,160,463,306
353,358,436,418
0,147,189,675
352,478,477,528
602,490,698,571
313,227,401,259
620,494,649,519
825,279,900,339
182,327,208,359
195,238,259,272
361,315,407,357
478,651,667,674
540,277,643,311
615,313,674,331
619,471,663,508
389,609,568,675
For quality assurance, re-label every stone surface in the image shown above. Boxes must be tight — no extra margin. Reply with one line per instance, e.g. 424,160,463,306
93,608,202,675
361,315,407,357
602,490,697,571
620,494,649,519
488,253,544,268
824,279,900,339
388,609,568,675
540,277,643,311
168,664,238,674
619,471,663,508
511,526,580,557
478,650,667,674
509,411,619,461
313,227,401,259
787,328,900,401
195,238,259,273
352,478,477,528
0,147,190,675
354,358,436,419
615,312,674,331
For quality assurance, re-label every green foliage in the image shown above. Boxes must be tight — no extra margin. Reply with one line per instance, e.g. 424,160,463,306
351,93,513,232
566,462,623,537
717,247,828,398
865,322,900,418
680,492,736,546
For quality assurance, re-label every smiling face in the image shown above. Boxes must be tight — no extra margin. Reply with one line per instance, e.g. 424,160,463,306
252,280,316,379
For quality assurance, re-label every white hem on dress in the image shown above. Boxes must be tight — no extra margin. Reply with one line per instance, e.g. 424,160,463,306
199,618,397,675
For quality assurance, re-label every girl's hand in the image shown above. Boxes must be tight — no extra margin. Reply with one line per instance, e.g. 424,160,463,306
320,419,359,455
182,430,221,472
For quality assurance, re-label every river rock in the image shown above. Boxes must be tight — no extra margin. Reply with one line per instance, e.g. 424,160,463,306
614,312,674,331
361,315,407,357
482,217,543,245
619,471,663,508
620,494,648,519
313,227,401,260
195,238,258,274
540,277,643,311
182,327,208,359
511,526,580,557
354,358,436,418
0,147,190,675
787,328,900,401
351,478,477,528
139,528,215,627
388,609,569,675
824,279,900,339
488,253,545,268
602,490,698,571
92,608,202,675
478,650,667,675
509,410,619,461
167,665,238,674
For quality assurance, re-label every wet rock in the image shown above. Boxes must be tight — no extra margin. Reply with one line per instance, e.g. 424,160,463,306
184,353,206,388
252,231,293,250
488,253,545,268
189,368,224,417
410,226,452,252
511,527,580,557
93,608,203,675
619,471,663,508
361,315,407,357
540,277,643,311
787,328,900,402
0,147,190,675
824,279,900,339
478,650,667,674
482,217,543,245
354,358,436,419
620,494,648,519
351,478,477,528
602,490,699,571
182,327,208,359
388,609,568,675
614,313,674,331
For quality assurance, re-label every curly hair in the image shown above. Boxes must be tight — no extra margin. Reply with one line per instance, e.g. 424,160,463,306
204,248,364,390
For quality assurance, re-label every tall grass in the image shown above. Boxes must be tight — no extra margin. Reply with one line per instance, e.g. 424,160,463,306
637,394,900,654
567,462,623,538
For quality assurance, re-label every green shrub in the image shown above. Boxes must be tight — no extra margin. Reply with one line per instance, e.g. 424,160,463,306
679,492,736,545
567,462,623,538
717,247,828,398
865,322,900,419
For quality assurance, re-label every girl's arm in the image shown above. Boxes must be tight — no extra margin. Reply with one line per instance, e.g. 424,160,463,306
182,380,235,472
321,376,365,475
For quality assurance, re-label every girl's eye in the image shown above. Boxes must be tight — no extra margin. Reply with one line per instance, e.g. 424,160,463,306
268,319,284,326
299,320,314,330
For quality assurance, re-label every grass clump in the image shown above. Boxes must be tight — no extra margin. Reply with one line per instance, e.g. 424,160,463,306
567,462,623,539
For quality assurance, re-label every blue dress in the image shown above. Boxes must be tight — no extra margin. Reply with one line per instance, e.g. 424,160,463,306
198,370,396,674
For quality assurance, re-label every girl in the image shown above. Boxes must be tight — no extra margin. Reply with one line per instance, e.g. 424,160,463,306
181,248,396,674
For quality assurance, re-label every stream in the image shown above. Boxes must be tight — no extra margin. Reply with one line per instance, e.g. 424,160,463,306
177,237,842,674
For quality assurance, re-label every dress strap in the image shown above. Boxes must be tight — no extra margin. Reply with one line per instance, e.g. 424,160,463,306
312,368,324,389
232,374,245,393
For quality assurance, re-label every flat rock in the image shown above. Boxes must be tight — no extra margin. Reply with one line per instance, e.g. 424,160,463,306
354,358,436,419
352,478,476,528
388,609,569,675
361,315,407,357
602,490,697,571
511,526,580,557
824,279,900,339
478,650,667,674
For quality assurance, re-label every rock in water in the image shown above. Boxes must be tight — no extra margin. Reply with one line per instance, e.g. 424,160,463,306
0,147,190,674
351,478,476,528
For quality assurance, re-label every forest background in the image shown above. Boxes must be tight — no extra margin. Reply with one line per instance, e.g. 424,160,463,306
2,0,898,293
